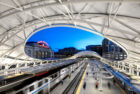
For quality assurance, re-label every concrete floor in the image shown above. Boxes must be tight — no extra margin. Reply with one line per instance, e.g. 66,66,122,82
51,60,124,94
79,61,123,94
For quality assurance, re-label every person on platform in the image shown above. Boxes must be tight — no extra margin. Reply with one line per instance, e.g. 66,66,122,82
86,72,88,76
95,81,98,89
83,82,86,89
108,82,111,89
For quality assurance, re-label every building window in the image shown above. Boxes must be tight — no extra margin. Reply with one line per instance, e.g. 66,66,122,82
44,52,45,58
28,50,31,56
35,51,38,58
42,51,44,58
45,52,47,58
39,51,41,58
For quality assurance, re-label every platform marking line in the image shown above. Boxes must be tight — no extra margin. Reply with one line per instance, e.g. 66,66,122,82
76,64,88,94
115,82,127,94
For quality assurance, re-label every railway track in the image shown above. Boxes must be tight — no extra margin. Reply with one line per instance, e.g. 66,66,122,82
62,63,87,94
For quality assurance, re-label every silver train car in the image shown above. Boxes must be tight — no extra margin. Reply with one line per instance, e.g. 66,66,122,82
13,63,81,94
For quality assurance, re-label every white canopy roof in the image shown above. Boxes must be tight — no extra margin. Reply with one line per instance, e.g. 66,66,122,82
71,51,101,59
0,0,140,64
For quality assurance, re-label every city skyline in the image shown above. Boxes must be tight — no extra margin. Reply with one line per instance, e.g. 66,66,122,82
28,27,104,52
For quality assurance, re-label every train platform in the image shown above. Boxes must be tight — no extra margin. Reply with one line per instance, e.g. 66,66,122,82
76,62,124,94
120,72,140,90
50,64,84,94
110,64,140,91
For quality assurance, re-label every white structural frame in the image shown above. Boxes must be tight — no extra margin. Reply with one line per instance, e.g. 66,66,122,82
0,0,139,65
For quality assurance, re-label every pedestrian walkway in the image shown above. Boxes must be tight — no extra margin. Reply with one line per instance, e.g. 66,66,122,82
77,62,124,94
51,64,84,94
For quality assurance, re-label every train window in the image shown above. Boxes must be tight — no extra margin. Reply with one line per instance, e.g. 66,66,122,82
51,75,54,78
48,61,51,63
42,62,46,64
29,85,34,92
45,79,48,83
27,63,29,66
2,66,5,70
54,73,57,78
19,64,25,67
124,67,126,70
134,71,137,75
119,65,120,68
9,64,16,69
38,90,43,94
38,81,43,87
0,66,5,70
126,68,129,72
27,63,34,67
16,91,24,94
36,62,40,65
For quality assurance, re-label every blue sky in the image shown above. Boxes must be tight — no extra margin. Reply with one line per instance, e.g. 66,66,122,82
28,27,104,51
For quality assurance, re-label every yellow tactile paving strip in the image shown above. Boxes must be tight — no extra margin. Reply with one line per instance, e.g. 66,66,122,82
6,73,24,79
76,64,88,94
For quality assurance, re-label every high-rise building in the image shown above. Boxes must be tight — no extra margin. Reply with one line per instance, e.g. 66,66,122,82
102,39,127,60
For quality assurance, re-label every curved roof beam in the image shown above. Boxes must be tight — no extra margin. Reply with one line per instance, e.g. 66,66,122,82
0,0,140,20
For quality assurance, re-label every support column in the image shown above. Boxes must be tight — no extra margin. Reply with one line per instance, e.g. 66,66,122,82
131,65,134,75
4,64,9,75
129,64,132,74
33,62,36,67
118,62,120,69
16,64,19,74
137,66,139,76
25,63,27,67
122,62,125,72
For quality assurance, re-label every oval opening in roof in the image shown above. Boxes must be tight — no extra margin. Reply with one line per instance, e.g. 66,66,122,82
25,26,127,61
